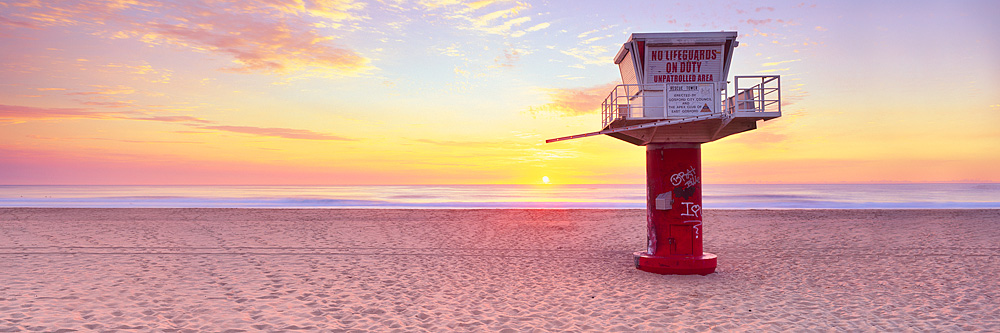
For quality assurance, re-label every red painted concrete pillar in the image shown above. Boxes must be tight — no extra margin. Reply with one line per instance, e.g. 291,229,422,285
634,143,717,275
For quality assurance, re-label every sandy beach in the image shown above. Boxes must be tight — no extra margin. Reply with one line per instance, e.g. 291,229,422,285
0,208,997,331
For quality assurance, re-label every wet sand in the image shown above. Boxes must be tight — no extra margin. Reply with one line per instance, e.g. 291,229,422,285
0,208,998,331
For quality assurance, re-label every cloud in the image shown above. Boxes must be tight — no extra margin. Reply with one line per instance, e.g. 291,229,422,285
577,29,599,38
525,22,550,32
80,100,136,108
27,135,202,144
759,67,790,73
438,43,465,57
0,104,213,126
148,18,368,73
0,16,40,29
560,45,612,66
201,125,354,141
266,0,366,21
493,47,523,67
68,85,136,95
2,105,349,143
414,139,496,147
419,1,534,39
536,83,617,116
561,25,618,68
0,104,121,121
465,0,512,10
581,35,610,45
468,3,533,37
131,116,214,124
3,0,371,74
100,61,173,83
761,59,800,67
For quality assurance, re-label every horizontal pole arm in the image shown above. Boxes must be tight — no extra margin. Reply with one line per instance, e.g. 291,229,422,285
546,113,723,143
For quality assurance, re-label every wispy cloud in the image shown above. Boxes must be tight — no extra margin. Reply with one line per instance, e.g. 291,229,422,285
0,104,217,123
0,104,120,121
2,104,346,141
577,29,599,38
100,62,173,83
466,2,533,38
560,25,618,68
493,47,526,68
535,83,617,116
759,67,791,73
201,125,355,141
131,116,214,124
560,45,612,66
746,18,772,26
525,22,550,32
417,0,539,40
3,0,371,74
761,59,801,67
68,85,136,95
414,138,496,147
148,18,368,73
0,16,39,29
27,135,203,145
80,100,136,108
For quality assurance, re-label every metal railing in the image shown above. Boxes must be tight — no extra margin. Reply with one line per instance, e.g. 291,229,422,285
729,75,781,114
601,84,643,127
601,76,781,128
601,83,726,127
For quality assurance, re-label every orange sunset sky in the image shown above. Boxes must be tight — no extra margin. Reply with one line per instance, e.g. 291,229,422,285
1,0,998,185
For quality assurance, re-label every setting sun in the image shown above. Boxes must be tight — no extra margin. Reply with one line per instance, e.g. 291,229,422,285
542,176,550,184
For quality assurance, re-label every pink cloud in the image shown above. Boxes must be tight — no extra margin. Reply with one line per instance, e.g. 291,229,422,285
67,85,136,95
0,104,119,120
150,19,366,73
80,100,135,108
414,139,496,147
537,83,618,116
202,125,354,141
26,134,202,144
0,16,39,29
2,0,369,74
0,104,207,124
131,116,214,124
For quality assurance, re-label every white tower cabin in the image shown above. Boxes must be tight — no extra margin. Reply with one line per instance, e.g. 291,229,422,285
547,31,781,145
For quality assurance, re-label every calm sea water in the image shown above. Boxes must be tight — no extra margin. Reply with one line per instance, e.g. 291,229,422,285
0,184,997,209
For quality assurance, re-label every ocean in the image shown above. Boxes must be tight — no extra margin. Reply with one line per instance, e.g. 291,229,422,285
0,184,997,209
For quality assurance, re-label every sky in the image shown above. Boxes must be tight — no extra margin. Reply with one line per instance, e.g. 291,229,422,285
1,0,998,185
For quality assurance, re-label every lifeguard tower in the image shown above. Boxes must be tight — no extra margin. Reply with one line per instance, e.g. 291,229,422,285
547,31,781,275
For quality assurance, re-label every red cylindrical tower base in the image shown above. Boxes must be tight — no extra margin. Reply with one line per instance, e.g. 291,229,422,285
634,143,717,275
634,252,717,275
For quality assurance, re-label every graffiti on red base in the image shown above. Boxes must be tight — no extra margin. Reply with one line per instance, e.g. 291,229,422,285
670,166,699,204
670,166,699,188
681,202,701,218
684,220,702,239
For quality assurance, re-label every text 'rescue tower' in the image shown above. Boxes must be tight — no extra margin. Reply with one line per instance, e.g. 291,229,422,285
547,31,782,275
